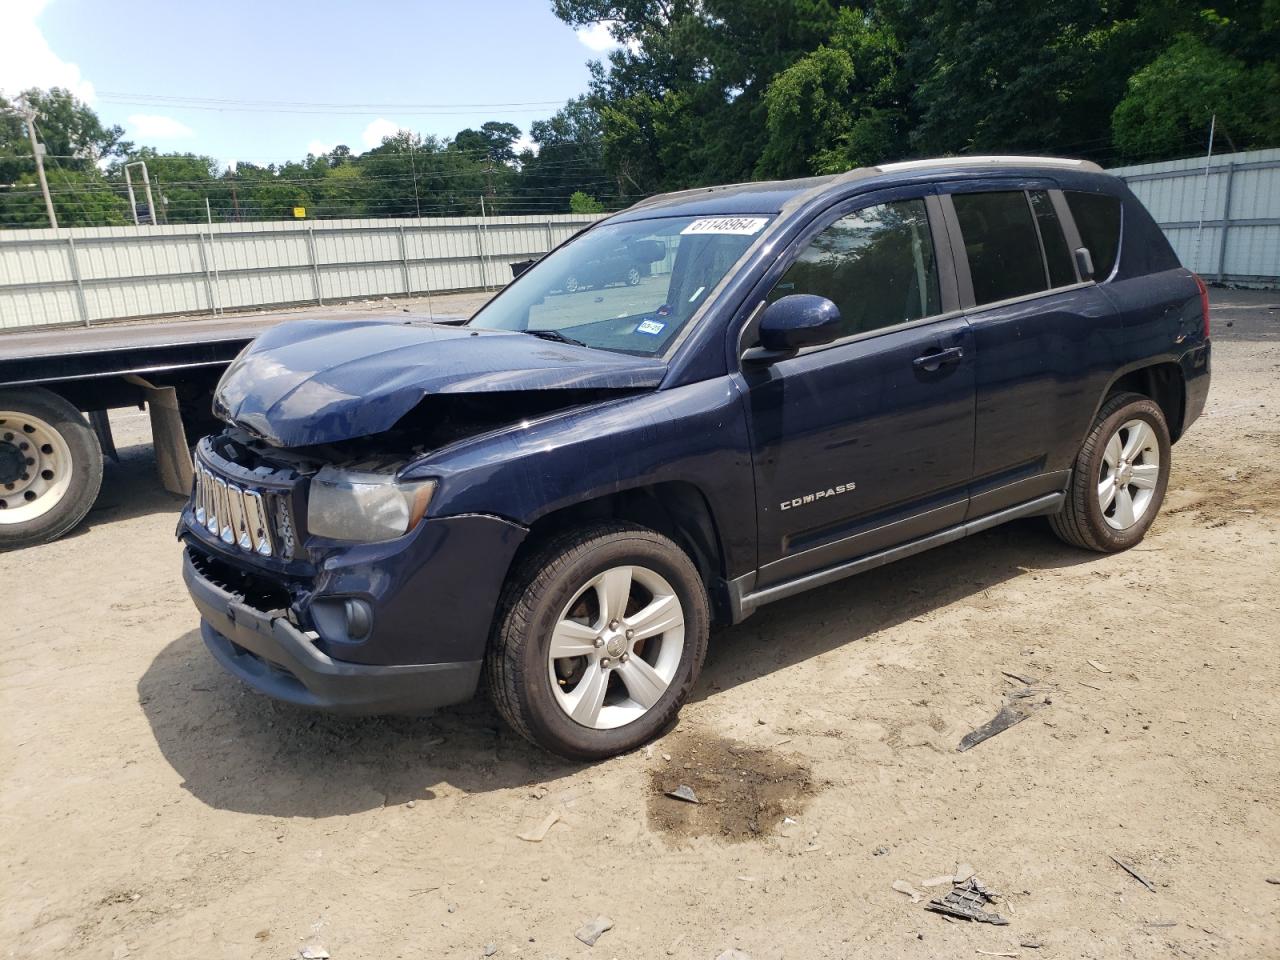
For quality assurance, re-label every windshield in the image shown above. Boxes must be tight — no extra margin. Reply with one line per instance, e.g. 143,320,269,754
469,214,773,355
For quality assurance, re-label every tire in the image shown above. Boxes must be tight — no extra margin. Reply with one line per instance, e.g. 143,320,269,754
1049,391,1171,553
0,387,104,550
486,522,710,761
626,266,641,286
565,276,581,293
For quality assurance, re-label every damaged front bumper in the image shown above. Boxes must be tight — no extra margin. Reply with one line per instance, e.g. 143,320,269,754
180,496,528,713
185,547,481,713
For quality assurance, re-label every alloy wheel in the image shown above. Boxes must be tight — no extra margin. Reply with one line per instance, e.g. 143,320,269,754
1098,417,1161,530
547,564,685,730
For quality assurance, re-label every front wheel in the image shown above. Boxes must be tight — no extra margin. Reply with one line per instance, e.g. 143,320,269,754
0,387,104,550
486,523,709,760
1049,392,1171,552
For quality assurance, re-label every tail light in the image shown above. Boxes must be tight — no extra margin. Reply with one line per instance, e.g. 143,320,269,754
1194,274,1210,339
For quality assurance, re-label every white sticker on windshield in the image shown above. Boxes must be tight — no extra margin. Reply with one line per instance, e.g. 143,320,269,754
680,216,769,236
637,319,665,335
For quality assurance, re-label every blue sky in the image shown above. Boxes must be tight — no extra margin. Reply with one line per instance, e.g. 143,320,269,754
0,0,619,167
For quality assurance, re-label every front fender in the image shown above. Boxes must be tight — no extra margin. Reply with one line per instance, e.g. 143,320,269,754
403,379,756,577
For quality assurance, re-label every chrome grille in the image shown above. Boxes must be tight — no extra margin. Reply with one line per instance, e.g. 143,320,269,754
192,461,274,557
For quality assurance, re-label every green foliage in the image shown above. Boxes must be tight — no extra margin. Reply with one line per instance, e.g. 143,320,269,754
5,2,1279,228
569,190,606,212
1112,33,1280,159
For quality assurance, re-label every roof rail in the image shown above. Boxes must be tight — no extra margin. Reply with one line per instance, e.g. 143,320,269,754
875,155,1104,173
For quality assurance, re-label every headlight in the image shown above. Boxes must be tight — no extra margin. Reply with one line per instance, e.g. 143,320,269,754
306,467,436,543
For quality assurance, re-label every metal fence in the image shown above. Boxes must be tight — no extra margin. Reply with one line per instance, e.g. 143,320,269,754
0,214,604,330
1110,147,1280,286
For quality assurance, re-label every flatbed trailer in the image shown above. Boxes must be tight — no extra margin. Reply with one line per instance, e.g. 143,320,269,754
0,309,443,549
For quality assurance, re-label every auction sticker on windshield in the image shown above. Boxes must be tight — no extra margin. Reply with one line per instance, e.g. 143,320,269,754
680,216,769,236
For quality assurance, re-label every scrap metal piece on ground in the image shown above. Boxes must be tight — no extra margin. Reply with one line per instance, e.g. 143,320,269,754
574,915,614,947
926,879,1009,925
957,690,1047,752
1001,670,1038,685
665,784,700,804
893,879,925,903
1110,855,1157,892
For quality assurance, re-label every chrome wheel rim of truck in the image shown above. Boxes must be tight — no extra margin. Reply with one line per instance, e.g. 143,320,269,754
0,410,74,525
1097,417,1161,530
548,564,686,730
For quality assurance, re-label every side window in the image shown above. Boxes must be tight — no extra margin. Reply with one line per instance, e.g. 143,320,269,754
952,191,1047,305
1065,191,1122,280
768,198,941,338
1029,190,1076,287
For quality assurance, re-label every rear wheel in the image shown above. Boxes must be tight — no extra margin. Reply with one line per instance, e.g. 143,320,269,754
486,522,709,760
1049,392,1170,552
0,387,103,550
626,266,641,286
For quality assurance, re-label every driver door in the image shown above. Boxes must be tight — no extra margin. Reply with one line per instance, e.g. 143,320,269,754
739,191,976,588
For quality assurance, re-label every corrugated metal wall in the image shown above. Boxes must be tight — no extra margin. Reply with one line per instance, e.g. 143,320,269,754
0,214,604,330
1110,148,1280,285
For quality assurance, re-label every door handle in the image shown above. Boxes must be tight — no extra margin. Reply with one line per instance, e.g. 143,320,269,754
912,345,964,372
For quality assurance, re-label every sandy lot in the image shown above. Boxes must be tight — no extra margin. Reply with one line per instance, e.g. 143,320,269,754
2,291,1278,960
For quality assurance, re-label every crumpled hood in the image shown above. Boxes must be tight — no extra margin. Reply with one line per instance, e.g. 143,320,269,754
213,317,667,447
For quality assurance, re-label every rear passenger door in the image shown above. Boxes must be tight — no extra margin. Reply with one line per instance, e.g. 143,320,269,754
939,183,1120,518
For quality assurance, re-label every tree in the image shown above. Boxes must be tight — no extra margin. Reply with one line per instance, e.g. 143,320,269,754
1113,33,1280,160
569,190,606,212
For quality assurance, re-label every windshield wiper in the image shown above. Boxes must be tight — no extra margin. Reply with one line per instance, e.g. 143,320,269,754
523,328,587,348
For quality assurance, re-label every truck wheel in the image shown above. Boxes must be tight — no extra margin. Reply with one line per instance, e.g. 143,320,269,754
1049,392,1170,553
487,522,710,760
0,388,104,550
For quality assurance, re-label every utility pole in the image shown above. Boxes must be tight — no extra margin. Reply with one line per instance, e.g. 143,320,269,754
13,97,58,229
123,160,158,226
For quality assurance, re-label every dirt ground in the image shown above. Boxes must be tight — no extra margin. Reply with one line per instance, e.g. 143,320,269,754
3,290,1278,960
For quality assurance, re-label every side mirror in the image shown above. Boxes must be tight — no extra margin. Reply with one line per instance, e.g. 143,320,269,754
1074,246,1095,280
743,295,843,364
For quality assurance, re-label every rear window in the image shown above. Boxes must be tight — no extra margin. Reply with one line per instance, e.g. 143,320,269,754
1029,190,1077,288
952,191,1047,305
1065,191,1122,280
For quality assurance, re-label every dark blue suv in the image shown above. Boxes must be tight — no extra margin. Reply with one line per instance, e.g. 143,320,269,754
180,156,1210,759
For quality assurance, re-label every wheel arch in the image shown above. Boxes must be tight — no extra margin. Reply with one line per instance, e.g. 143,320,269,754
519,480,733,625
1101,361,1187,441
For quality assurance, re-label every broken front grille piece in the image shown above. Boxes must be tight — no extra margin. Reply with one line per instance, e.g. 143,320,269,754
925,878,1009,925
193,461,275,557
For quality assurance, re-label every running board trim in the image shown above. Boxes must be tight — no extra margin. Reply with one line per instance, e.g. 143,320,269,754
732,492,1064,620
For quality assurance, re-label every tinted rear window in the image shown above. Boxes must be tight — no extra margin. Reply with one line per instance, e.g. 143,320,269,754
1029,190,1077,287
953,191,1047,305
1065,191,1122,280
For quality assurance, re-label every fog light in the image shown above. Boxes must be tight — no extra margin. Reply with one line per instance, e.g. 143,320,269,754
344,598,372,640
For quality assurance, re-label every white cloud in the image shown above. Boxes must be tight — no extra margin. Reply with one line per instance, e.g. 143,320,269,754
127,114,194,140
575,21,620,52
0,0,95,101
307,139,336,157
514,132,538,156
361,118,403,149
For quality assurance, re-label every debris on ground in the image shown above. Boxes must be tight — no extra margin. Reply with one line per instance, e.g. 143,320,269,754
921,875,955,887
1020,940,1044,949
574,915,614,947
893,880,925,903
957,689,1049,752
1265,877,1279,885
483,945,497,957
1001,670,1037,685
1087,659,1112,674
716,951,752,960
926,879,1009,925
1110,855,1157,892
954,862,976,883
517,810,561,842
665,784,700,803
975,950,1018,958
299,947,330,960
873,844,890,856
